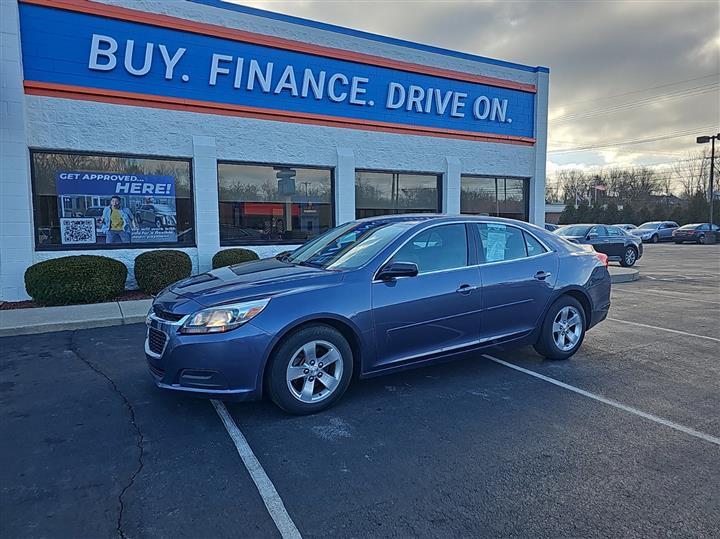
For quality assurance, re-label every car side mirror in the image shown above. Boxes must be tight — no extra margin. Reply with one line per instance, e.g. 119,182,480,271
587,232,598,240
377,261,419,280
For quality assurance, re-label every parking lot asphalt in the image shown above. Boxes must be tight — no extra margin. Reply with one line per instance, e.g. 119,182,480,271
1,243,718,538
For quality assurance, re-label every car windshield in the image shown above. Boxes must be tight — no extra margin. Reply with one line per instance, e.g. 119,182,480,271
557,225,591,237
638,222,661,229
678,224,698,230
152,204,175,213
286,220,419,270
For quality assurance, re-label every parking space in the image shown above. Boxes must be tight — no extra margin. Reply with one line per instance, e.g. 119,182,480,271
1,244,718,538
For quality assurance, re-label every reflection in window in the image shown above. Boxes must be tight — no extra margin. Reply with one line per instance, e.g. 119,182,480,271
355,171,440,219
461,176,529,221
218,164,333,245
391,224,467,273
31,151,194,249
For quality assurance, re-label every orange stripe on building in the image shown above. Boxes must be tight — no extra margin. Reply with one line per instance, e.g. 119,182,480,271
24,81,536,146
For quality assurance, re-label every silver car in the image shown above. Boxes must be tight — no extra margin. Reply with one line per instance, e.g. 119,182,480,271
630,221,678,243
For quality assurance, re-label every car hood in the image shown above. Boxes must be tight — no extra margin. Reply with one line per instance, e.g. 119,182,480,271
164,258,344,309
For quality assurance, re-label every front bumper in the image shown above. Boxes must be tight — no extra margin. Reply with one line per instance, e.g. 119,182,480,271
144,314,273,401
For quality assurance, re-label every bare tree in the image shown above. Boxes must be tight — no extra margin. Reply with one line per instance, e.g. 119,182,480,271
673,149,711,199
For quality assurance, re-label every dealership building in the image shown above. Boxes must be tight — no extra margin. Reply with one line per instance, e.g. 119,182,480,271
0,0,549,301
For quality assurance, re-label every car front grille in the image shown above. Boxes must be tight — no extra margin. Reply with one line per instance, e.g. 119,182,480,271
147,327,167,355
153,306,185,322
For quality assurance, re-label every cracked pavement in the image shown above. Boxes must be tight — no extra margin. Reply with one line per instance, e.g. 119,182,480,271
1,244,719,538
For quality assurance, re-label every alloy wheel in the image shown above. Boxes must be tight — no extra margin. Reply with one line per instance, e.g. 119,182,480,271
625,248,636,265
286,340,344,403
552,306,583,352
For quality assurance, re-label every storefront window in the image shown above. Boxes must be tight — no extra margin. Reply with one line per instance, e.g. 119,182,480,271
461,176,529,221
355,171,440,219
31,151,194,249
218,163,333,245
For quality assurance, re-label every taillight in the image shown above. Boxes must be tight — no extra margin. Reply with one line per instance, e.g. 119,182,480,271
595,252,609,266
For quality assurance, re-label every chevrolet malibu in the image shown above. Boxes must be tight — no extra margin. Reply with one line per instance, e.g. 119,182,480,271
145,215,611,414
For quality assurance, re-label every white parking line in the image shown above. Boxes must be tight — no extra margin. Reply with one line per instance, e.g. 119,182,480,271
211,400,302,539
615,288,720,306
482,355,720,447
606,318,720,343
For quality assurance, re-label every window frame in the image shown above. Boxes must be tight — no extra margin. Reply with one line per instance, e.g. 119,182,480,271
459,175,531,221
355,168,443,218
29,148,196,251
217,160,335,246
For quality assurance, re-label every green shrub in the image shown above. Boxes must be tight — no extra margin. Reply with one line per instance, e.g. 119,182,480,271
212,248,259,269
24,255,127,306
134,250,192,295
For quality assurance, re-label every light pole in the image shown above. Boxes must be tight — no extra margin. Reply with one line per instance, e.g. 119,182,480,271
696,133,719,242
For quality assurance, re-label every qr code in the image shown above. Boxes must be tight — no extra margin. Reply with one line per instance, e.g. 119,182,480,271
60,218,97,245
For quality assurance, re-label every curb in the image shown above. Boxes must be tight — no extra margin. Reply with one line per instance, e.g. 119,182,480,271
0,299,152,337
609,267,640,284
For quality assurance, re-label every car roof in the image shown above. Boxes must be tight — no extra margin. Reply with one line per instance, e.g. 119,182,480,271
354,213,536,225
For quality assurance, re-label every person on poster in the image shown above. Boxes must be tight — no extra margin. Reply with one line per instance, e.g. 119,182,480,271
101,196,136,244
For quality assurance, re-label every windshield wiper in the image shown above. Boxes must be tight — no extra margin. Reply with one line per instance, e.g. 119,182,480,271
297,260,324,268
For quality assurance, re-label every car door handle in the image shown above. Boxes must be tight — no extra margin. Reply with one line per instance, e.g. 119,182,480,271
534,271,552,280
456,284,479,294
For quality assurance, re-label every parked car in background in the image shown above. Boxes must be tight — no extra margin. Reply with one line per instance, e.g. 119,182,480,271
136,203,177,228
630,221,678,243
556,224,643,267
145,215,611,414
672,223,720,244
545,223,559,232
614,223,637,231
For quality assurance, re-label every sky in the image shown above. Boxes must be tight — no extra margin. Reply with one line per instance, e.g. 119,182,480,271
231,0,719,183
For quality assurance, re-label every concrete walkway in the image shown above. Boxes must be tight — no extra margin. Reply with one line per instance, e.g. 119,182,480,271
0,299,152,337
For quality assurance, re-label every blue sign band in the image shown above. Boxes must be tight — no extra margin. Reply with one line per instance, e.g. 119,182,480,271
19,3,535,139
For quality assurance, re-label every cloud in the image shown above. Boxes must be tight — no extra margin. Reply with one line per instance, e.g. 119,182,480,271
232,0,719,171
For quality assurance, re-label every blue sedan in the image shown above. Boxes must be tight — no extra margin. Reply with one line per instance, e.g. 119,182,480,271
145,215,611,414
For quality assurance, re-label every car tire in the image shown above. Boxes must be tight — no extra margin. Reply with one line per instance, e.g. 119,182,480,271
268,324,353,415
698,234,705,244
533,296,586,361
651,234,659,243
155,218,162,228
620,246,638,267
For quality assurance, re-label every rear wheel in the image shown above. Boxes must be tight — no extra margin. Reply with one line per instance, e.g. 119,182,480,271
533,296,586,360
268,324,353,414
620,246,637,267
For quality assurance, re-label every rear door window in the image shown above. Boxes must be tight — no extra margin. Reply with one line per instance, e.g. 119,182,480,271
474,223,528,263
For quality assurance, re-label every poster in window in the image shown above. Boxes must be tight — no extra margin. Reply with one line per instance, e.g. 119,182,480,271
56,172,177,245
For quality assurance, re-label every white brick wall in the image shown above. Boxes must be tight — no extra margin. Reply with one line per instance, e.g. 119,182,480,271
0,0,547,301
0,0,34,301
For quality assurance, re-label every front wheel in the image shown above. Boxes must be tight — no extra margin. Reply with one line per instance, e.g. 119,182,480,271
533,296,586,360
651,234,659,243
620,246,638,267
698,234,706,244
268,324,353,414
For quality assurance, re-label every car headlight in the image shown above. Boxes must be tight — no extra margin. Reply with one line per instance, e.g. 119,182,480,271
180,298,270,334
